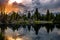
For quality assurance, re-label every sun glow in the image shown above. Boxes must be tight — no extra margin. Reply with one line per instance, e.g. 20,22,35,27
6,36,23,40
4,4,19,14
0,0,24,14
8,0,23,4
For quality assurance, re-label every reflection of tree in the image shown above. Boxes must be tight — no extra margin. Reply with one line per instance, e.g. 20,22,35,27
22,25,26,29
8,24,20,32
45,24,50,33
0,33,4,40
56,24,60,29
32,24,41,35
0,25,7,34
45,24,54,33
27,25,31,31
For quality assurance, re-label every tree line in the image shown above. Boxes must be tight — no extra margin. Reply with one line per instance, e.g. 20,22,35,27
0,8,60,24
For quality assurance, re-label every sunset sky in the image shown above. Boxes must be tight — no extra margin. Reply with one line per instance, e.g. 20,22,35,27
0,0,60,14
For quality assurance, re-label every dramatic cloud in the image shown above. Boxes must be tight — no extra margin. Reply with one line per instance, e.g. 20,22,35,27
0,0,60,14
32,0,60,9
31,0,60,14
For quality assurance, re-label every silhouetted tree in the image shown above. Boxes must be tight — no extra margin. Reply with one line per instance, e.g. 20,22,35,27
0,12,8,23
32,8,41,20
10,12,16,21
41,14,45,20
28,11,31,19
55,14,60,23
46,10,55,21
22,15,27,20
50,13,54,20
46,9,50,21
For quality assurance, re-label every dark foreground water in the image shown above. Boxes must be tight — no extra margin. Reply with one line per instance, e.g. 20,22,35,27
2,24,60,40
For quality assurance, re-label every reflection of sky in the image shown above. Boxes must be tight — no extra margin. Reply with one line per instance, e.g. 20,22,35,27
5,26,60,40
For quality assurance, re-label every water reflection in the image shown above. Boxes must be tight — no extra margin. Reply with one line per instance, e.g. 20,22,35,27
0,24,60,40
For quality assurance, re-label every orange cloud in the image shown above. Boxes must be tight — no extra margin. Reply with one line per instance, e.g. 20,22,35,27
5,4,19,14
0,0,27,14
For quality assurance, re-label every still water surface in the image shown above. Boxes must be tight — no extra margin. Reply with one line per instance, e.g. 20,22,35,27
4,25,60,40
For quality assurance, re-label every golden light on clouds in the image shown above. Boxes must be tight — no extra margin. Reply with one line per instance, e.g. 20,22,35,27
0,0,27,14
0,0,24,14
5,0,22,14
8,0,23,4
5,4,19,14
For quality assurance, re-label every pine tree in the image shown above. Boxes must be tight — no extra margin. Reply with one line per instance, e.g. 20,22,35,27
28,11,31,19
46,9,50,21
32,8,41,20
